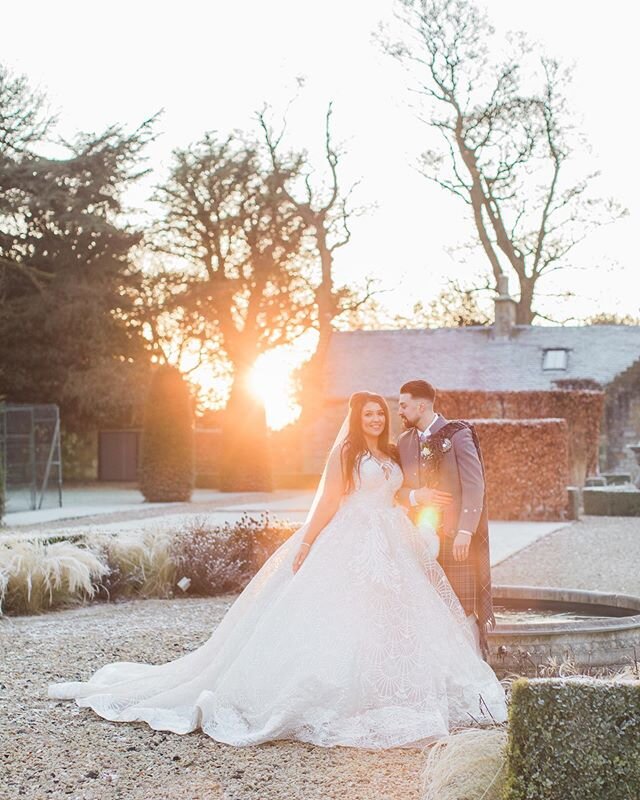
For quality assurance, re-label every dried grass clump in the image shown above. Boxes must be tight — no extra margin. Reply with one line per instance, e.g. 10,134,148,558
499,652,640,689
0,539,109,615
421,727,508,800
87,530,176,600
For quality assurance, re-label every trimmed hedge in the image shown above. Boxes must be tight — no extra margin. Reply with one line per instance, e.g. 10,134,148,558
219,369,273,492
472,419,569,520
435,389,605,487
504,677,640,800
310,389,602,491
138,365,195,502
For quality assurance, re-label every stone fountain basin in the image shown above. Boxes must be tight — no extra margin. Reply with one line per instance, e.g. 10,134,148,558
488,585,640,673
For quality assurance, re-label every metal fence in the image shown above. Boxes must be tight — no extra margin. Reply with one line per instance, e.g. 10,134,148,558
0,403,63,513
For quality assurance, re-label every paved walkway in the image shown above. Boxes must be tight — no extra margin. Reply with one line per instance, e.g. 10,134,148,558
3,486,281,526
492,516,640,595
1,485,568,567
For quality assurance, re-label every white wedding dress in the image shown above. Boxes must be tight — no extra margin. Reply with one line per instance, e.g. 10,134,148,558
48,455,507,749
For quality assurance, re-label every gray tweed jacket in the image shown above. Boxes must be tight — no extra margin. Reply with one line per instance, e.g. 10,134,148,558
397,415,485,537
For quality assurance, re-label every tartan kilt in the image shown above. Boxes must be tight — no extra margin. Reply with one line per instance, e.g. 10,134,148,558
436,528,477,616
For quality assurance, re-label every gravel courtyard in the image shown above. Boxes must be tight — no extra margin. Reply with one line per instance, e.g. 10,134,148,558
2,515,638,799
492,515,640,595
2,597,426,800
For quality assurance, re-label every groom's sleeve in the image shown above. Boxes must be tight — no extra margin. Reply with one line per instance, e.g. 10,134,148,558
453,428,484,535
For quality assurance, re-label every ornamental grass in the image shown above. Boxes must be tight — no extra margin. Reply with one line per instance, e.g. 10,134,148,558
421,727,508,800
0,514,298,614
0,538,109,615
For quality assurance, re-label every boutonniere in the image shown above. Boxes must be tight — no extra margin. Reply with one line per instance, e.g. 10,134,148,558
421,443,432,457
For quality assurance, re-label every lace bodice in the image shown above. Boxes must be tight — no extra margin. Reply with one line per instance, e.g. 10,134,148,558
341,453,403,511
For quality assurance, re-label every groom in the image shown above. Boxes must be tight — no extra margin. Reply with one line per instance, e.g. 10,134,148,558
395,379,495,661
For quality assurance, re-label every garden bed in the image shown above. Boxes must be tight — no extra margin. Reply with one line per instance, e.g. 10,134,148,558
0,515,298,616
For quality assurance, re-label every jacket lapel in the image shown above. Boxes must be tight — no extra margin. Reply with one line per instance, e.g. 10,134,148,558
427,414,448,437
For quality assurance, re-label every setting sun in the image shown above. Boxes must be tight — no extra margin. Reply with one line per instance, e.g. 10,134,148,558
247,352,299,430
247,331,318,430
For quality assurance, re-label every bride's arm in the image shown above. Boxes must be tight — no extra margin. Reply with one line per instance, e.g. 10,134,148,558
395,485,453,508
292,447,344,573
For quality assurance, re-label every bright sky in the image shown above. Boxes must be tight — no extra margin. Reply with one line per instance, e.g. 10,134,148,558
4,0,639,325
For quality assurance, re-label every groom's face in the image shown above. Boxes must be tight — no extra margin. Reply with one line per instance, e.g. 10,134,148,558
398,393,428,428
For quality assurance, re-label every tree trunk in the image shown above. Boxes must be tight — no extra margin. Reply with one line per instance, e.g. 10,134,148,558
515,275,536,324
296,223,337,424
220,366,273,493
219,358,273,493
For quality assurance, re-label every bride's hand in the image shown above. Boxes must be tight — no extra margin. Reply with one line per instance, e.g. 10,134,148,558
292,542,312,574
415,487,453,506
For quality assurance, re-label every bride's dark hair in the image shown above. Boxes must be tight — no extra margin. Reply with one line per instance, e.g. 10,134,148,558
341,391,399,494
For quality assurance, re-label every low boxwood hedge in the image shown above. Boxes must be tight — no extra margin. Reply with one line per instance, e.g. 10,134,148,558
504,677,640,800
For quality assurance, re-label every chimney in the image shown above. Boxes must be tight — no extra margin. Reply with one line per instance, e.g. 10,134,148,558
493,274,517,337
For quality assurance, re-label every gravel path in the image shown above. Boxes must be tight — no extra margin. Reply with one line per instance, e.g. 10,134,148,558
1,596,426,800
4,514,637,799
492,515,640,595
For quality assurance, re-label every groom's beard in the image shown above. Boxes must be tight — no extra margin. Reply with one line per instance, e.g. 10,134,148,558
399,416,414,430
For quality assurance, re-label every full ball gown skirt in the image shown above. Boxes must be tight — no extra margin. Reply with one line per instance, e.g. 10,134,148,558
48,457,508,749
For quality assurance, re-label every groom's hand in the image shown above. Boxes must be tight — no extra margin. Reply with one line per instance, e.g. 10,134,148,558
415,487,453,507
452,531,472,561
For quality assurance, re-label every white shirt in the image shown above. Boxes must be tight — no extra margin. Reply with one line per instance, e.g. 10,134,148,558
417,412,440,440
410,415,439,509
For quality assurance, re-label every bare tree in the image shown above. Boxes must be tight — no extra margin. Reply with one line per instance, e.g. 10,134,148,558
258,102,362,359
340,278,490,329
383,0,627,323
151,132,314,490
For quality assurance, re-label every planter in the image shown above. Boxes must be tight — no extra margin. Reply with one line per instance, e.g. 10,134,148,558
582,487,640,516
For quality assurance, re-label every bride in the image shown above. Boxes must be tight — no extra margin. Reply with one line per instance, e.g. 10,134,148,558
48,391,508,749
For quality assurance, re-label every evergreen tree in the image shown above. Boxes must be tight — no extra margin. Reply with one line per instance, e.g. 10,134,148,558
139,365,194,502
0,64,157,431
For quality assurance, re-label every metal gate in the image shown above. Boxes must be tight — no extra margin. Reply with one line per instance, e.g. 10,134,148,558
0,403,63,512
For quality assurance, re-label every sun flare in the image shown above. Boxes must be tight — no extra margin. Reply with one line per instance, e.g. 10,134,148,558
247,331,318,430
247,351,301,431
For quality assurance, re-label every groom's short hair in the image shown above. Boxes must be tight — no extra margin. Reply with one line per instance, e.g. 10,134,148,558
400,380,436,402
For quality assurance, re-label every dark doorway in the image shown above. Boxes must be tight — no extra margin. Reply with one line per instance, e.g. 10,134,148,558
98,430,141,481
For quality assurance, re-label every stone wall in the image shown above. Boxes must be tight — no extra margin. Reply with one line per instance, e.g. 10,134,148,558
604,360,640,482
